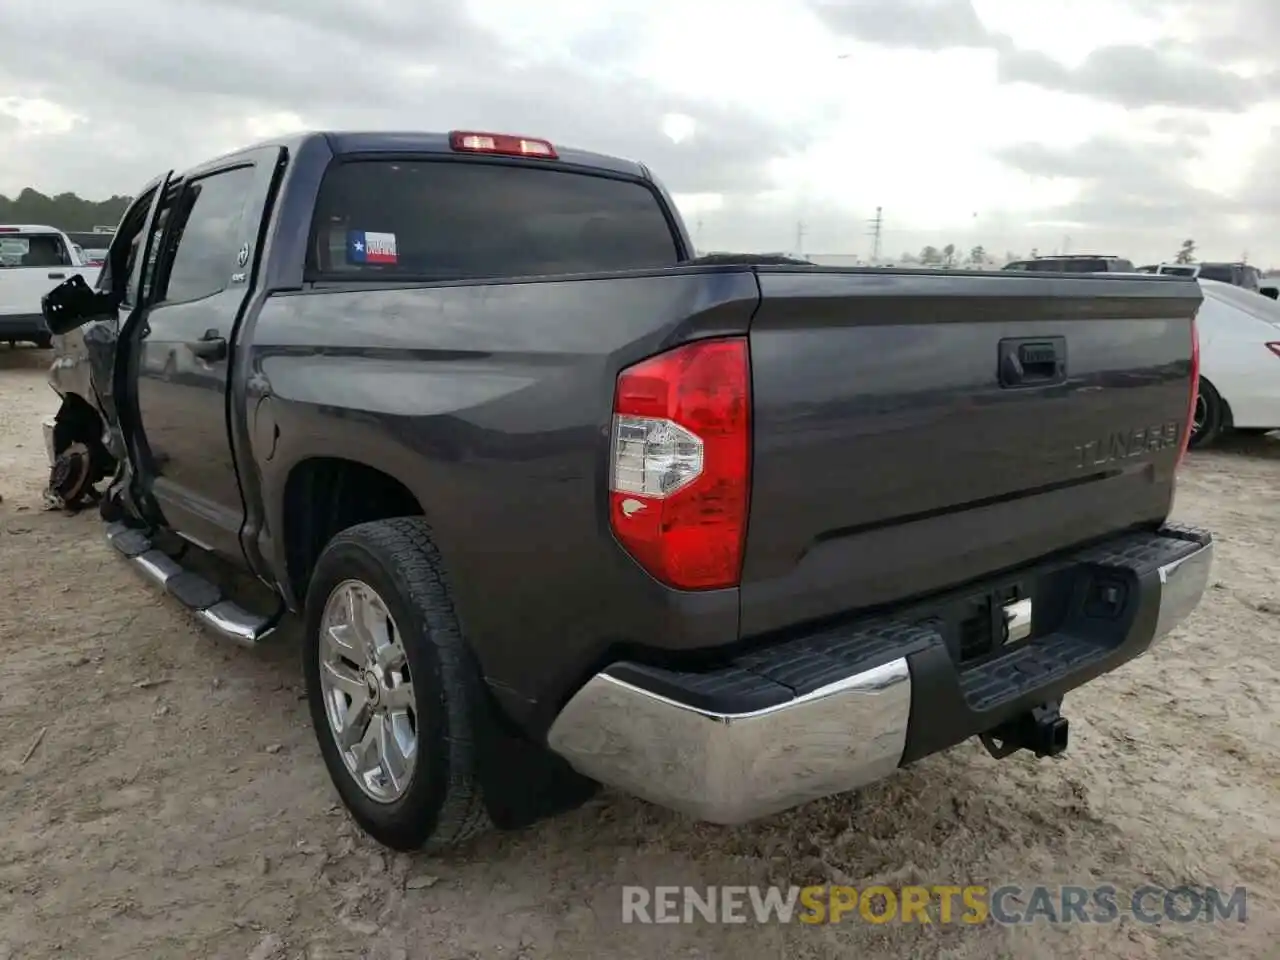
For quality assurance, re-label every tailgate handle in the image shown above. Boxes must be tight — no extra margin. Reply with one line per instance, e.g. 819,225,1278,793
999,337,1066,387
48,272,66,279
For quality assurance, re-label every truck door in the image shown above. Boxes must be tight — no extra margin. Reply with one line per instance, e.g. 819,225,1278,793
128,146,284,562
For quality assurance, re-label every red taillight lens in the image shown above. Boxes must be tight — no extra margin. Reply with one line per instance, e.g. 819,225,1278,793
608,337,751,590
448,130,558,159
1177,313,1200,467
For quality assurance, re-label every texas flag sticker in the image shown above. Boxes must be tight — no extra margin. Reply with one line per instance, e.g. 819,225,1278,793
347,230,398,265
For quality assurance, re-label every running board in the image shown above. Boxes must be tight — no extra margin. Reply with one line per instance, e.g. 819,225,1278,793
104,522,280,646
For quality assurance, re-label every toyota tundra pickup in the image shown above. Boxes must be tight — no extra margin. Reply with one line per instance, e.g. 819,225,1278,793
41,130,1213,852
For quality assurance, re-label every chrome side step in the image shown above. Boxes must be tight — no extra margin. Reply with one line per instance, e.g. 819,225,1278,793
104,522,279,646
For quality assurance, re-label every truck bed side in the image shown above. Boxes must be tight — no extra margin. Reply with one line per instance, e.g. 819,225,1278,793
241,268,761,720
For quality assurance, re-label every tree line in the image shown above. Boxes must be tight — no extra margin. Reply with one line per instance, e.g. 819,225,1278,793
0,188,132,232
898,244,1005,267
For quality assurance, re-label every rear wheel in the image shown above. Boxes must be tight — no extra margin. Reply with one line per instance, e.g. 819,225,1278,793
1189,378,1227,449
303,517,491,851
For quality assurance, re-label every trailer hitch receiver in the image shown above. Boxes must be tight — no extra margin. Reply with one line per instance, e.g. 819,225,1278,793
980,701,1069,759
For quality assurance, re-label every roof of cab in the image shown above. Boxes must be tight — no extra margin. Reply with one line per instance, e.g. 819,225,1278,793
321,131,647,178
185,130,649,180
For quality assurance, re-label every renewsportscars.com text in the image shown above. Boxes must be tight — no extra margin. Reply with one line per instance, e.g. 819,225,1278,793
621,884,1248,926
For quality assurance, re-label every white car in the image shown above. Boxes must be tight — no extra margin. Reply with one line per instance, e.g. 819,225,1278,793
1191,278,1280,447
0,224,95,347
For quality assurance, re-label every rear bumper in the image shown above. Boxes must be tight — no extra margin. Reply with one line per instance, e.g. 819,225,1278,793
0,313,49,339
546,525,1213,824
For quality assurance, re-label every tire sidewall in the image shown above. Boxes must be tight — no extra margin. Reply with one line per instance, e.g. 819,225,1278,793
303,536,454,850
1190,379,1224,449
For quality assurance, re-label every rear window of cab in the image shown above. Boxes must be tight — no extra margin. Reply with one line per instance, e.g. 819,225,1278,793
307,159,681,282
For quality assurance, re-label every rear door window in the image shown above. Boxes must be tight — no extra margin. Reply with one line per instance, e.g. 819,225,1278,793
308,159,681,281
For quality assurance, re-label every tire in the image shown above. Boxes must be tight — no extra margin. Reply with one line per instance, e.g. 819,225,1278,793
1189,378,1227,449
35,334,52,349
303,517,491,851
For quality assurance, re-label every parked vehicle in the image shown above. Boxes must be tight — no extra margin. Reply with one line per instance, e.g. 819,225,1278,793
66,232,115,269
0,224,94,347
41,129,1213,852
1188,278,1280,446
1159,261,1262,292
1001,254,1137,273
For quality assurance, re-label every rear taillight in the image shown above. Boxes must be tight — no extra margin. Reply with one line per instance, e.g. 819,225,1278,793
608,337,751,590
1177,313,1200,467
1266,342,1280,359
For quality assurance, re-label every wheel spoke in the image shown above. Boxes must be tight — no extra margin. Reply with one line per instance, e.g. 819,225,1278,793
384,679,415,710
322,660,365,699
338,690,372,749
375,639,406,671
377,714,410,794
348,588,388,657
325,622,360,660
353,720,382,780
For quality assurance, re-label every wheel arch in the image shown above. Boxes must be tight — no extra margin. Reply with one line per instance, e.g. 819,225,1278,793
278,455,427,610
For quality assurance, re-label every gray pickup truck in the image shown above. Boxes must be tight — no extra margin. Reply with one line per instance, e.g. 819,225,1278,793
41,129,1213,852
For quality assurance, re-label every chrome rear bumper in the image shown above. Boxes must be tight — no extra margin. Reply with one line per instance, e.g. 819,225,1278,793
547,659,911,824
546,532,1212,825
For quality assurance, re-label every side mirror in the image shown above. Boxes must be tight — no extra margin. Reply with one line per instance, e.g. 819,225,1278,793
1262,287,1278,300
40,274,114,335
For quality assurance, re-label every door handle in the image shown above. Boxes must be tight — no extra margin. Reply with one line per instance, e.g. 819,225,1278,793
190,329,227,362
48,272,66,280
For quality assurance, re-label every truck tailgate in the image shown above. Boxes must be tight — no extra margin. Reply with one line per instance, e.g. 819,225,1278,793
740,269,1201,637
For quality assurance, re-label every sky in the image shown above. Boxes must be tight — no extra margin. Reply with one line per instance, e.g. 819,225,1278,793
1,0,1278,266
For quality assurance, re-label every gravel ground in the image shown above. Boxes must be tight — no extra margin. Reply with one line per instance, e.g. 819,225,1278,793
0,344,1276,960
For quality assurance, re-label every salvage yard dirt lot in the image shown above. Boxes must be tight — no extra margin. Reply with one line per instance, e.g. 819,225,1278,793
0,345,1277,960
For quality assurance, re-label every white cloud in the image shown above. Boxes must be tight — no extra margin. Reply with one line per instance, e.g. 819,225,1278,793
1,0,1279,266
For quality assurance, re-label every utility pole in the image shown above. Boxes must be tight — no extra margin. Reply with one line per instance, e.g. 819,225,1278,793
867,206,883,264
795,221,806,259
696,218,704,255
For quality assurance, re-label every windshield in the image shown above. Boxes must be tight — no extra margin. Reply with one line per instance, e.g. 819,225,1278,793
0,232,74,268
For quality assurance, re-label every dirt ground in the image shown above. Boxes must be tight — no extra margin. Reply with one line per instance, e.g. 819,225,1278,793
0,344,1276,960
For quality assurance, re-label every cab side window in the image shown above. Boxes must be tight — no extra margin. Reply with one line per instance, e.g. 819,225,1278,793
153,166,254,306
